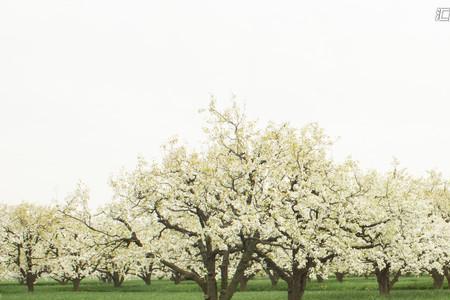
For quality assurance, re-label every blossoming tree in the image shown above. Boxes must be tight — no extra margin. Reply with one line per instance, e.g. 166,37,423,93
348,166,432,296
0,203,57,292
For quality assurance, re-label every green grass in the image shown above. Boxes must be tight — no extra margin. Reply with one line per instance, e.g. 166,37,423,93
0,276,449,300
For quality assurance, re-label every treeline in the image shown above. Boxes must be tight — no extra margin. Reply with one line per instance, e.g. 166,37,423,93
1,102,450,300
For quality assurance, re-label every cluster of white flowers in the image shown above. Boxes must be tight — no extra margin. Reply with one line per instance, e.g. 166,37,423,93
1,102,449,300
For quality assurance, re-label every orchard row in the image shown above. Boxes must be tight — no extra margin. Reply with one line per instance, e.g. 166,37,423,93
1,102,449,300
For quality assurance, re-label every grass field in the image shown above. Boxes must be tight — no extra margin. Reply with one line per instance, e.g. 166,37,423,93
0,276,449,300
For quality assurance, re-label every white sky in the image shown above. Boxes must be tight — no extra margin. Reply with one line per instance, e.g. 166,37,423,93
1,1,449,207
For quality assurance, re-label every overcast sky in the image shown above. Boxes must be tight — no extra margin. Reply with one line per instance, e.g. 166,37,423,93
1,1,449,207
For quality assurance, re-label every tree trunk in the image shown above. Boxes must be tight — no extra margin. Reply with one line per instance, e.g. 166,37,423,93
267,271,279,288
316,274,324,283
217,236,258,300
205,257,218,300
239,276,250,291
112,272,124,288
287,269,308,300
263,265,279,287
171,271,183,284
431,269,444,289
335,272,345,283
142,274,152,286
73,278,81,291
220,250,229,297
25,273,35,292
26,280,34,292
375,268,391,296
26,277,34,292
444,267,450,289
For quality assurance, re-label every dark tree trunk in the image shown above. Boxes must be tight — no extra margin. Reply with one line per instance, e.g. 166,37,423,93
220,243,259,300
26,280,34,292
431,269,444,289
171,271,184,284
258,248,314,300
24,246,37,292
375,268,390,296
220,250,229,298
25,273,35,292
444,267,450,289
266,270,279,288
375,267,400,296
335,272,345,283
142,274,152,286
100,273,113,284
111,272,124,288
161,236,257,300
217,237,258,300
205,257,218,300
73,278,81,291
287,269,308,300
239,275,250,291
